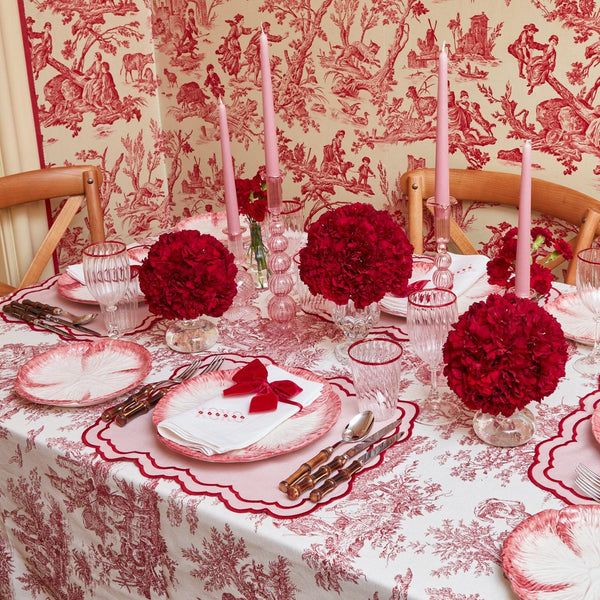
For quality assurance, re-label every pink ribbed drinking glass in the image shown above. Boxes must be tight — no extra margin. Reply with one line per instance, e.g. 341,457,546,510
575,248,600,377
407,288,457,423
348,338,404,421
82,241,130,338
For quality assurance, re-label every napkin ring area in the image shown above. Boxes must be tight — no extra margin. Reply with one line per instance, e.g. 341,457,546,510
197,408,245,422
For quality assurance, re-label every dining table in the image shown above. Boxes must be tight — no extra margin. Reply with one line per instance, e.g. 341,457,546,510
0,261,598,600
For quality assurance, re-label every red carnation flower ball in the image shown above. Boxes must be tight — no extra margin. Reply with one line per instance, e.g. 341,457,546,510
443,294,568,417
139,230,237,320
298,202,413,309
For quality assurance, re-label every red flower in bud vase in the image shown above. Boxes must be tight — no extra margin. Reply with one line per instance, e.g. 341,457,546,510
443,294,568,417
139,230,237,320
486,222,571,296
299,202,413,309
235,171,268,223
235,170,269,287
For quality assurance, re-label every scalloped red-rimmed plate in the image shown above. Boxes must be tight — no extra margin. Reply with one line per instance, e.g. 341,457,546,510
173,211,234,239
57,245,149,305
502,505,600,599
15,340,152,407
592,408,600,446
152,366,341,463
544,292,594,346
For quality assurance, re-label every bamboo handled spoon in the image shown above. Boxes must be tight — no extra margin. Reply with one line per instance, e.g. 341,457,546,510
278,411,374,493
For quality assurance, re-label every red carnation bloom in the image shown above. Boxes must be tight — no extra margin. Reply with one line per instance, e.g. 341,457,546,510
530,261,554,296
235,172,268,223
487,224,561,293
443,294,568,417
531,226,553,243
499,236,518,261
553,237,573,261
298,202,413,309
139,230,237,320
487,256,514,287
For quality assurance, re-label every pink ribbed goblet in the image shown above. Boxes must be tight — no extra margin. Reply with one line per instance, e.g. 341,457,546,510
407,288,458,424
575,248,600,377
348,338,403,421
82,241,130,338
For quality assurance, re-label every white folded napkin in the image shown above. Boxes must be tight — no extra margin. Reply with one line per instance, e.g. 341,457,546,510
381,253,489,316
66,264,87,285
156,364,323,455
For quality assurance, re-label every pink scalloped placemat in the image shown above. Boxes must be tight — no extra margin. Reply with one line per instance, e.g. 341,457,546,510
528,389,600,505
82,353,418,519
0,276,159,340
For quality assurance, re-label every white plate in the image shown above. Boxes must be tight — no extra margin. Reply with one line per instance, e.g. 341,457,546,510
502,505,600,599
545,292,594,346
15,340,152,407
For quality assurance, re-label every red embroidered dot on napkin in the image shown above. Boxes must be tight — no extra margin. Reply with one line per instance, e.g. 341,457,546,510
222,359,303,413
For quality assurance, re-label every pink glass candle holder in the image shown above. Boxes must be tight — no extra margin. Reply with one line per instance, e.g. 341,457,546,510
348,338,403,421
426,196,457,290
266,175,296,324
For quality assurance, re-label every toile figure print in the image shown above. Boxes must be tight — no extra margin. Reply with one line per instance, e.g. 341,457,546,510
508,23,547,79
216,14,252,78
30,21,52,79
176,8,199,58
526,35,558,94
242,22,286,83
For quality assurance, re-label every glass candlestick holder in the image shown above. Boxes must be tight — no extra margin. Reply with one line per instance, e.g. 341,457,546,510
426,196,457,290
223,229,259,322
266,175,296,324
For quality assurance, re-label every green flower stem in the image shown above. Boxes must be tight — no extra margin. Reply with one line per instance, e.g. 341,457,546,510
248,219,269,286
531,234,546,253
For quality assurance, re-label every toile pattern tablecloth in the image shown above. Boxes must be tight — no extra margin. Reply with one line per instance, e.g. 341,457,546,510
0,275,596,600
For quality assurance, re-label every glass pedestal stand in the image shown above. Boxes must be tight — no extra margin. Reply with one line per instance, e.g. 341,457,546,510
426,196,457,289
472,408,536,447
165,317,218,353
266,175,296,324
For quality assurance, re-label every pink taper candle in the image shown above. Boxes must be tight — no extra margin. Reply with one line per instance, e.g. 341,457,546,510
515,140,532,298
435,42,450,208
259,28,280,178
218,98,241,237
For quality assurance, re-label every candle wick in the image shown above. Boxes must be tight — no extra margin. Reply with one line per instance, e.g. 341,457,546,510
218,96,223,106
261,24,265,34
441,40,447,54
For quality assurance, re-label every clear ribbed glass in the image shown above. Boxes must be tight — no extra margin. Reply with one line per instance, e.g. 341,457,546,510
407,288,458,423
82,241,130,338
575,248,600,377
348,338,403,421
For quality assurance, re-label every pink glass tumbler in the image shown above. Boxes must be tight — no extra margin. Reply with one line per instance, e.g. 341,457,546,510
348,338,404,421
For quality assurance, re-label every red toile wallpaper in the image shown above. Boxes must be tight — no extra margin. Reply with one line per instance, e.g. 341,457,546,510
18,0,600,265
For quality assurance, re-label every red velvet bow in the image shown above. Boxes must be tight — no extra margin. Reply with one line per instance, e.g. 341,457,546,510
222,359,303,413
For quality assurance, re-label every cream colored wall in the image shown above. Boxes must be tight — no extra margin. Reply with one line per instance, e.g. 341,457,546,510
16,1,600,269
0,0,49,286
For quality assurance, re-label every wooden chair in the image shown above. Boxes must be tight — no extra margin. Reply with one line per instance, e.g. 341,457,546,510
0,166,105,294
400,168,600,285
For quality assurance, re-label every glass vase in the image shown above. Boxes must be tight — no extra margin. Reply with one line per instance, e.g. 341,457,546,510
165,317,218,353
247,218,269,289
472,407,536,447
332,299,380,363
